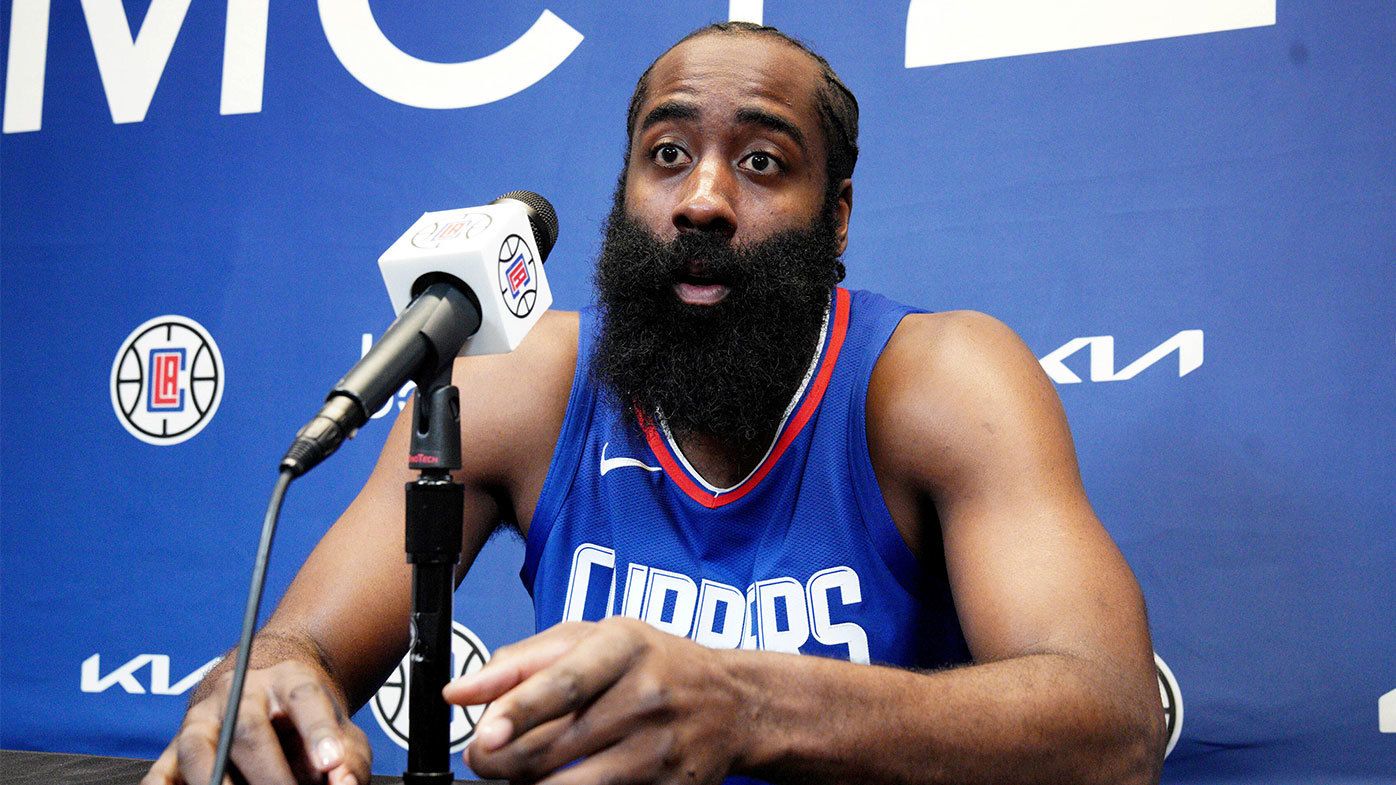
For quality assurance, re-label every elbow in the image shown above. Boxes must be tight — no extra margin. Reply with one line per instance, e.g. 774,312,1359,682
1106,690,1167,785
1063,660,1167,785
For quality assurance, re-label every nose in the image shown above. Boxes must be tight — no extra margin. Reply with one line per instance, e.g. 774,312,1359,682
672,156,737,239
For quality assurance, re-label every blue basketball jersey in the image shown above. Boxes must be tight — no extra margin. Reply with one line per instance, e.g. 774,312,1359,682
522,288,971,671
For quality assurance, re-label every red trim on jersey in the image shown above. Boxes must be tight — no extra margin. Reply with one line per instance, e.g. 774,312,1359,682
642,287,852,509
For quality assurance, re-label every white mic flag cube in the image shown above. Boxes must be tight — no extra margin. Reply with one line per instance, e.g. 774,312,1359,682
378,204,554,357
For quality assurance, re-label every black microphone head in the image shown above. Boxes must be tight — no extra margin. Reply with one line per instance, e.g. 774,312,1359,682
495,190,559,263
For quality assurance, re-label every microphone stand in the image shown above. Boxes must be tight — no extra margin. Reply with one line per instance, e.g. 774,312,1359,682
403,362,463,785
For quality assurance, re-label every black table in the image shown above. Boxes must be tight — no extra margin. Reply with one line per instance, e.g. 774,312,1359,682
0,750,501,784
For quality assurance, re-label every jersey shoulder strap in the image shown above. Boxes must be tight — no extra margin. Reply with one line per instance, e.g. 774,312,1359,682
523,307,601,586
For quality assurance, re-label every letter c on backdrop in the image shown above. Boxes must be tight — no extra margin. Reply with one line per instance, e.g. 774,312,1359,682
318,1,584,109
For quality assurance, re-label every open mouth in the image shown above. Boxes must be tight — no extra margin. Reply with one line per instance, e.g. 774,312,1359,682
673,262,731,305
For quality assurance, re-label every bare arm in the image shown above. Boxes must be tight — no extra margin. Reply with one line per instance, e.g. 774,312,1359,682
146,311,578,785
146,398,455,785
732,310,1164,783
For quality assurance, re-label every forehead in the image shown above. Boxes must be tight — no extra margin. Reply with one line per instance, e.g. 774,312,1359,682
636,34,825,147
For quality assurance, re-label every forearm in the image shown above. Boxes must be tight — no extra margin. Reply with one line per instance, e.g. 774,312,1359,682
725,650,1163,785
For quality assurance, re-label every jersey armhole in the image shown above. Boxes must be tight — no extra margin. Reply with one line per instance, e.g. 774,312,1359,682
520,310,598,594
848,297,926,596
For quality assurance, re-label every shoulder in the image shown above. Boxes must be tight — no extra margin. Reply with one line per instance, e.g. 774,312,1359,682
868,310,1065,493
503,309,580,378
449,310,580,482
872,310,1044,403
451,309,578,398
875,309,1040,381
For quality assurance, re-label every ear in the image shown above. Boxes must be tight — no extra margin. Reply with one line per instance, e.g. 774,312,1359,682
834,178,853,255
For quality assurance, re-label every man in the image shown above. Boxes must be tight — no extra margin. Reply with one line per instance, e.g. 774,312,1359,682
144,22,1164,785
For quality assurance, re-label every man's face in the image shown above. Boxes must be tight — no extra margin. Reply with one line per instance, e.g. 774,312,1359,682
591,34,851,447
622,34,851,300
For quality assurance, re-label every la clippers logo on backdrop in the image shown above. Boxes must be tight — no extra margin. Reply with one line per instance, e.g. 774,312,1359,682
147,348,186,411
371,622,491,753
1156,653,1184,757
497,234,538,318
111,316,224,445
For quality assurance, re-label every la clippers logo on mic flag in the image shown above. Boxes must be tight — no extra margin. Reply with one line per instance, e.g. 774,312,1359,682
147,348,186,411
496,234,539,318
506,255,531,297
437,221,467,242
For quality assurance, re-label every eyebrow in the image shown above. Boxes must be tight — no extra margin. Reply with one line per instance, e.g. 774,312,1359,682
637,100,807,151
734,107,806,151
639,100,700,135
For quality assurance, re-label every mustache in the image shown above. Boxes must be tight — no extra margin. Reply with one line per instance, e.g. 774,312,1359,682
597,212,842,302
664,232,748,283
603,223,750,292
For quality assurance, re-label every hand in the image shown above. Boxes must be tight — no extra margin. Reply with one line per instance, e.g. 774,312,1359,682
445,617,747,784
141,660,371,785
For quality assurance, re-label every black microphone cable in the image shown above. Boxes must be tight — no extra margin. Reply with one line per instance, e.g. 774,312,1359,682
208,467,295,785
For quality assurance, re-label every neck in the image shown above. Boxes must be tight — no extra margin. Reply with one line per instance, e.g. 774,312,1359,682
671,427,776,489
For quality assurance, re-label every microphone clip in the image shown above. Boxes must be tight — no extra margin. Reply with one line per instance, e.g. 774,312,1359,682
408,366,462,472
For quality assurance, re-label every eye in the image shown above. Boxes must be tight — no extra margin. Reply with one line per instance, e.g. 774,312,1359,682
652,143,690,167
740,151,781,175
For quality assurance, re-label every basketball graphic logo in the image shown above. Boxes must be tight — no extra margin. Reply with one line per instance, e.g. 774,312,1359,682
110,315,224,446
1156,653,1184,757
371,622,492,753
497,234,538,318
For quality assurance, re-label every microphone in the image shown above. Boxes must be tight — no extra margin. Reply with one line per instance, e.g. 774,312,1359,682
280,190,559,477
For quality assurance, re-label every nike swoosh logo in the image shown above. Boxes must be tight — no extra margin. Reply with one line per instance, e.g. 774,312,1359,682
600,442,661,477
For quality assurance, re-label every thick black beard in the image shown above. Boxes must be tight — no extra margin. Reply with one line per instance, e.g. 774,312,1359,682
592,199,844,450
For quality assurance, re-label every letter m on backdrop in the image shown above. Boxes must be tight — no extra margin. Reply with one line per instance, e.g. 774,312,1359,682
6,0,194,132
4,0,268,133
1039,330,1204,384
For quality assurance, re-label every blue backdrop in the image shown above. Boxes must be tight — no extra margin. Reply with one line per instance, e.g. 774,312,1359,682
2,2,1392,782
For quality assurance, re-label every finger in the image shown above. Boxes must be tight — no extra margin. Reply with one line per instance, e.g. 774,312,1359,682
327,723,373,785
270,668,349,773
173,709,224,785
445,623,592,707
532,732,661,785
471,660,662,782
226,692,298,785
140,743,181,785
328,766,361,785
466,713,575,782
474,626,641,751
